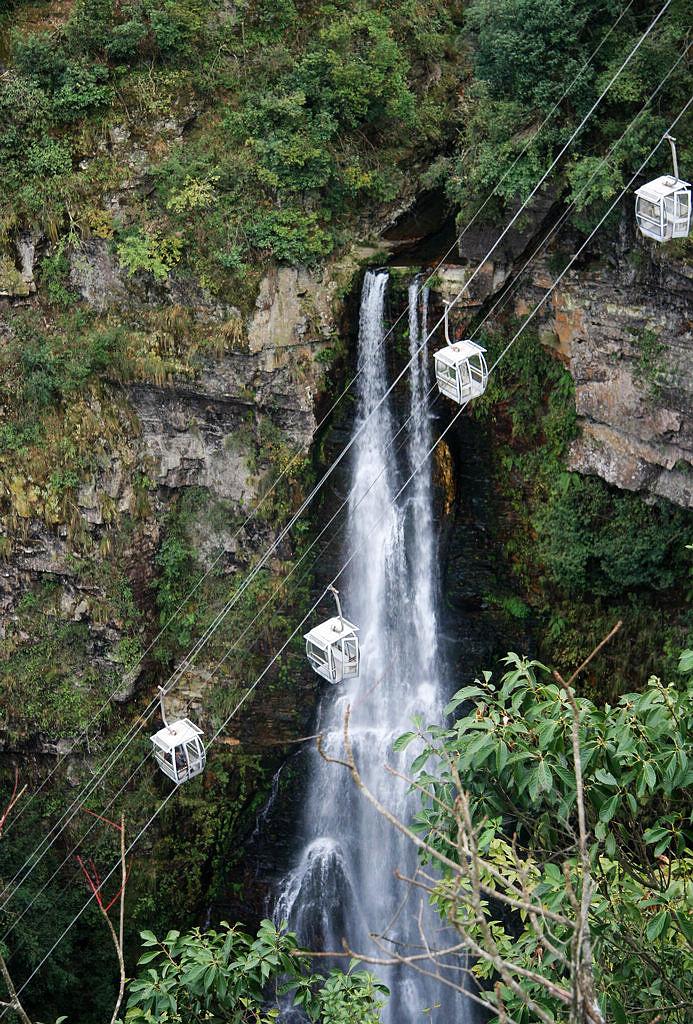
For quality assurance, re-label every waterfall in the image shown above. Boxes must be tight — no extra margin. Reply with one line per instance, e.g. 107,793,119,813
274,271,476,1022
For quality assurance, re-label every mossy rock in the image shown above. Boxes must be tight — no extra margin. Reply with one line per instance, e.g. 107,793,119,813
9,474,39,518
0,253,29,297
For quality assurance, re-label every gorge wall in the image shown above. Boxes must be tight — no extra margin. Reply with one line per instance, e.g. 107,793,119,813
2,194,692,760
429,215,693,509
1,178,692,1023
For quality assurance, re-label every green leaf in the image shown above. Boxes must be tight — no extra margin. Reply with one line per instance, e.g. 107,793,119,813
678,649,693,674
643,760,657,790
182,964,207,987
536,718,559,746
609,995,627,1024
410,750,431,773
676,909,693,943
643,826,669,845
445,685,486,713
528,766,542,803
599,794,620,823
646,909,670,941
536,759,553,793
459,731,496,765
393,731,417,752
137,951,161,965
605,831,616,859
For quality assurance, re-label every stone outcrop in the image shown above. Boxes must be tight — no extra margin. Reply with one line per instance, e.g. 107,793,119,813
69,237,130,312
0,247,361,752
125,260,353,503
529,244,692,508
0,231,38,298
435,221,693,509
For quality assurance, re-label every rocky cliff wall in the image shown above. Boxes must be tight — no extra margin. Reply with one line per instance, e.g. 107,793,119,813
0,244,364,758
431,217,693,508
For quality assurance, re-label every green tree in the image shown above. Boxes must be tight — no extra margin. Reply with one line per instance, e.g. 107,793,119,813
534,474,687,596
332,630,693,1023
125,918,388,1023
450,0,692,228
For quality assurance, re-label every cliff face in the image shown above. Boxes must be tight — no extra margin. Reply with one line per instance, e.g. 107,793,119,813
1,146,691,959
0,248,363,757
550,251,693,509
4,200,691,760
431,216,693,508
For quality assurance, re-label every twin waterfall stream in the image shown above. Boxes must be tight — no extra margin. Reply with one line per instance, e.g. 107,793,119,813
273,271,475,1023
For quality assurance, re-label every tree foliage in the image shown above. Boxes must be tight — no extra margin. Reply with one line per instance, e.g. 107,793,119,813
534,474,688,596
451,0,693,228
391,651,693,1022
1,0,454,273
125,918,387,1023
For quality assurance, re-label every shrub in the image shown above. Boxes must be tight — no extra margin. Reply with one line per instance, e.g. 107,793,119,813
13,30,67,91
534,475,688,596
116,230,183,281
50,60,113,120
104,17,148,61
292,10,416,132
0,73,48,168
26,137,73,178
245,207,333,264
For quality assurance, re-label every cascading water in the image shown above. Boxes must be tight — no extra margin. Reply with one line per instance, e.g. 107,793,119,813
275,271,476,1022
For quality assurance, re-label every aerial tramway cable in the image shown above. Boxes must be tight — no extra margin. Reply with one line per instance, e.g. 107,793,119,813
7,41,689,955
2,364,444,982
3,0,651,835
0,4,683,978
1,325,443,953
456,45,691,358
0,0,680,927
207,103,693,750
420,0,675,349
5,100,691,1008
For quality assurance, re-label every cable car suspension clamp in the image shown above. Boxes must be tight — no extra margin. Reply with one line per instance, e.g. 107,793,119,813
327,584,344,632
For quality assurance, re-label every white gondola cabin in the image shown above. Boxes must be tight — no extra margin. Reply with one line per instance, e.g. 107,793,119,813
150,688,206,784
434,339,488,404
305,586,360,684
635,134,691,242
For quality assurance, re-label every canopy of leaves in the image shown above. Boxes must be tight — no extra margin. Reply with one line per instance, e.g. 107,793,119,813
1,0,456,280
397,654,693,1021
450,0,693,230
125,918,388,1023
534,474,688,596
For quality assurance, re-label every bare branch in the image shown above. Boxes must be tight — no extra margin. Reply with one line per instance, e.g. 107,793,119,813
564,620,622,690
110,813,127,1024
316,731,351,770
0,951,32,1024
554,647,614,1024
77,812,129,1024
339,706,572,1024
511,839,570,968
457,788,571,1023
0,777,32,1024
341,935,503,1020
0,769,27,838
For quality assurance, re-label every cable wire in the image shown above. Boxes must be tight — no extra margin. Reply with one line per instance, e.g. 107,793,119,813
0,0,671,917
8,101,691,1006
8,35,687,954
3,0,645,829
